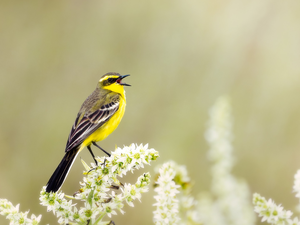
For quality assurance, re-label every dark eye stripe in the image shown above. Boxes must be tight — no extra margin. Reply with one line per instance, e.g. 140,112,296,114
108,78,118,84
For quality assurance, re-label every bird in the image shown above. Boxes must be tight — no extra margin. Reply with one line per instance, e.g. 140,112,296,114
45,72,130,193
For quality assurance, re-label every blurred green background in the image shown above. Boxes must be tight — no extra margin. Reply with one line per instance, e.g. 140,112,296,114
1,0,300,224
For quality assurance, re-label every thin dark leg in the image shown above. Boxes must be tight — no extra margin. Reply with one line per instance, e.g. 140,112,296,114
92,142,111,157
87,145,98,166
102,158,107,169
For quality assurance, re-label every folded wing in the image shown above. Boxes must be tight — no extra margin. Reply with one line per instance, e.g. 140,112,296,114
65,100,120,152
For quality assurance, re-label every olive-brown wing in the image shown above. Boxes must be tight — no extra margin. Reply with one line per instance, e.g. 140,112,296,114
65,101,119,152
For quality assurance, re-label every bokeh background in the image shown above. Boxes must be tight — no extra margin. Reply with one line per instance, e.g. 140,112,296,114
1,0,300,224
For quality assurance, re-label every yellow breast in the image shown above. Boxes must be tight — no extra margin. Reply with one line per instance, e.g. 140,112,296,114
81,96,126,149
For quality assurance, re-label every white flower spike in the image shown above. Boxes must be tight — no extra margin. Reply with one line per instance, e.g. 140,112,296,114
39,143,158,225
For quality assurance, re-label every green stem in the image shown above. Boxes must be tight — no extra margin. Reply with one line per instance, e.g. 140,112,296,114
92,212,106,225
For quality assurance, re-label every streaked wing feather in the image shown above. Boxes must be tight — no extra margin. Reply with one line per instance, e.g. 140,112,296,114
65,101,119,152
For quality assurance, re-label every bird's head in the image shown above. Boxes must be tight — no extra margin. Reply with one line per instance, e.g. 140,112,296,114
99,72,130,95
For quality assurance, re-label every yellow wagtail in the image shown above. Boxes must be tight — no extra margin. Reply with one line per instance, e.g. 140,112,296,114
46,72,130,193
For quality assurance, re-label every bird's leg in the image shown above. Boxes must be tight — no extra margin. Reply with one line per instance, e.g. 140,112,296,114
92,142,111,157
102,158,107,169
92,142,111,169
87,145,98,166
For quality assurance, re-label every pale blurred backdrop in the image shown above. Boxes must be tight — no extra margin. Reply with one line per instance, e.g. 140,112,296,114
1,0,300,224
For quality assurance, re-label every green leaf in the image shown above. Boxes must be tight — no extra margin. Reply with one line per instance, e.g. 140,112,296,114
87,189,94,207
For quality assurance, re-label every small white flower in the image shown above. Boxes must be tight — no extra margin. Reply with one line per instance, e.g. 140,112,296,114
289,217,300,225
153,162,181,225
0,199,42,225
253,193,298,225
294,170,300,213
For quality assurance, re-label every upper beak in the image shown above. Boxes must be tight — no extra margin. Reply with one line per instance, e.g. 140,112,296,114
119,74,131,86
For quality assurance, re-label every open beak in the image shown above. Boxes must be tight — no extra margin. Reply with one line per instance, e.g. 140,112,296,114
117,74,131,86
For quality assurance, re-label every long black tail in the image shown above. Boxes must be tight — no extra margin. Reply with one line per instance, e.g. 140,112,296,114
46,149,79,193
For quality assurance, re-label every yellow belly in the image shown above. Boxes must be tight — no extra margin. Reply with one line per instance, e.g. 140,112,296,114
80,97,126,150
